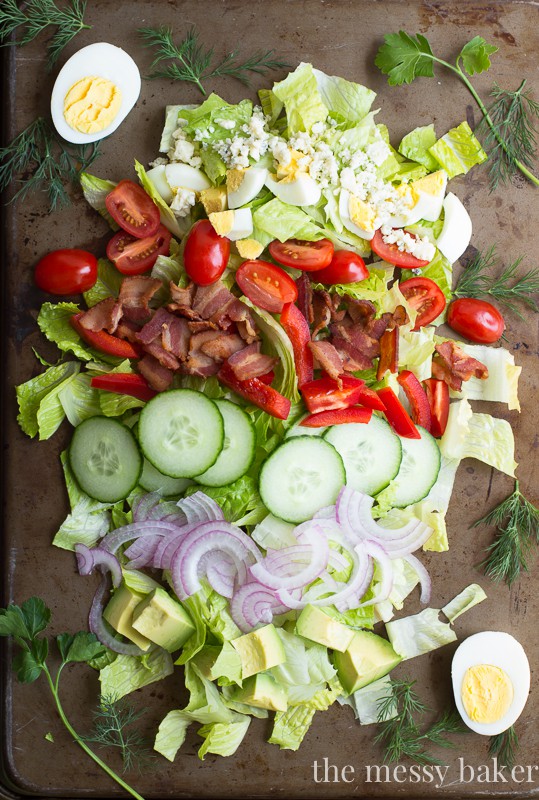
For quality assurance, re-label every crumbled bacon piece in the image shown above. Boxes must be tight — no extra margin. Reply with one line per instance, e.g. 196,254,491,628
200,333,245,361
433,342,489,391
331,338,374,372
119,276,162,323
161,317,190,361
78,297,121,334
308,340,344,386
169,281,195,306
296,273,314,325
137,355,174,392
228,343,279,381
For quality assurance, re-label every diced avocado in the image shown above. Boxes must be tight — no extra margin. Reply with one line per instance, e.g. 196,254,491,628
103,583,151,651
232,673,288,712
131,587,196,652
200,186,227,215
231,624,286,679
334,630,402,694
296,605,355,652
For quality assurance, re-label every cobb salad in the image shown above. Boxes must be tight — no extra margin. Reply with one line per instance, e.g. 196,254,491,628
12,55,529,774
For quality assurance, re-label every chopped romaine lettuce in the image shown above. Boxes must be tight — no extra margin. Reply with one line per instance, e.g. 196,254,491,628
83,258,123,308
272,62,328,134
134,159,186,238
159,104,197,152
58,373,102,426
385,607,457,660
442,584,487,622
258,88,284,126
79,172,118,230
252,197,323,243
312,68,375,125
337,674,397,725
99,648,174,700
429,121,487,178
451,344,521,410
16,361,80,439
312,266,392,305
252,514,297,550
398,327,436,382
398,124,439,171
197,716,251,759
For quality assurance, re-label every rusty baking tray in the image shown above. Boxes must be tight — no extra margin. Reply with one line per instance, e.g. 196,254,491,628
1,1,538,798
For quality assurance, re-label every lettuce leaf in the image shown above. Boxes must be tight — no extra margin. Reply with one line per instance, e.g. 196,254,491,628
429,121,487,178
58,373,102,426
52,501,110,550
451,344,521,410
312,68,375,124
184,477,266,526
272,62,328,134
312,266,392,305
253,197,323,243
159,104,198,152
134,160,186,238
268,680,341,750
38,302,102,362
337,675,397,725
16,361,80,439
83,258,123,308
258,88,284,126
122,569,161,595
99,648,174,700
398,327,436,382
251,514,297,550
398,124,439,171
197,716,251,759
442,583,487,622
385,607,457,660
79,172,118,230
270,628,336,705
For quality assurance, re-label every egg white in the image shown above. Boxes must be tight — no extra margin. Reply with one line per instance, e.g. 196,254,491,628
265,173,321,207
228,168,268,209
436,192,472,264
51,42,141,144
452,631,530,736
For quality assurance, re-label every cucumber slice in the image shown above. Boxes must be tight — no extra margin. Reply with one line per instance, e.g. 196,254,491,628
259,436,345,524
324,416,402,496
139,459,194,497
138,389,224,478
195,400,256,487
69,416,142,503
376,426,441,508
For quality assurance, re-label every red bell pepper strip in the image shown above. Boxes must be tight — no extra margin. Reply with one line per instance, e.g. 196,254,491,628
90,373,157,402
70,314,142,359
218,362,291,420
397,370,432,432
422,378,450,438
377,386,421,439
257,370,275,386
354,385,387,411
300,375,365,414
280,302,314,387
300,406,373,428
376,327,399,381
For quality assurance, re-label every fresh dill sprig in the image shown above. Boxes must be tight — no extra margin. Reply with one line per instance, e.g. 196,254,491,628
454,246,539,318
0,117,101,213
138,25,290,96
475,480,539,586
375,680,466,765
479,81,539,191
0,0,91,69
488,725,519,769
83,695,154,774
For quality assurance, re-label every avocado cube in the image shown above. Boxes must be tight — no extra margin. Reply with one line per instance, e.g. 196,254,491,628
231,624,286,679
103,584,152,651
131,588,196,652
296,605,355,652
334,630,402,694
232,673,288,712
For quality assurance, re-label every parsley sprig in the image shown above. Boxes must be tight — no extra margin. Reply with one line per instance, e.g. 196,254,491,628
375,679,466,764
455,246,539,318
475,480,539,586
0,117,101,213
0,598,146,800
0,0,91,69
375,33,539,189
138,25,289,96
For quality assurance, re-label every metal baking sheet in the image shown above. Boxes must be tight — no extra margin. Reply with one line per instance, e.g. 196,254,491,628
1,1,538,797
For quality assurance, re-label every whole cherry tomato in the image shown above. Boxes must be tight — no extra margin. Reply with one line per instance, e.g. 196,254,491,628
34,249,97,295
447,298,505,343
183,220,230,286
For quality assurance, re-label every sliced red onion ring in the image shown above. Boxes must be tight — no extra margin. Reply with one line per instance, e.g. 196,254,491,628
177,492,225,525
123,536,163,570
101,521,181,555
152,530,191,570
89,575,145,656
327,549,350,572
132,491,162,522
230,582,290,633
403,554,432,605
201,550,246,598
357,540,393,607
250,527,329,590
74,543,122,588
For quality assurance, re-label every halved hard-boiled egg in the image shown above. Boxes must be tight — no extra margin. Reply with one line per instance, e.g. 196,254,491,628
51,43,141,144
227,167,268,209
265,172,321,207
436,192,472,264
339,189,377,240
209,209,253,241
452,631,530,736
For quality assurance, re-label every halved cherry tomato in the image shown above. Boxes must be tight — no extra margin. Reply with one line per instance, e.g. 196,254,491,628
301,375,365,414
183,220,230,286
34,249,97,295
269,238,334,271
447,298,505,344
377,328,399,380
105,180,160,238
91,373,156,402
70,314,141,359
422,378,450,438
377,386,420,439
300,406,373,427
236,260,297,313
106,225,172,275
314,250,369,285
280,302,314,387
397,370,432,431
371,229,430,268
399,277,446,330
218,362,290,420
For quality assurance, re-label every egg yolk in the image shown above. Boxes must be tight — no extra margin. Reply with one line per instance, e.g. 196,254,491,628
461,664,514,724
349,195,376,232
63,76,122,134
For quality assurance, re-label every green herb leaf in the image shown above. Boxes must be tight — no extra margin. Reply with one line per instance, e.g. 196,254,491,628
489,725,519,769
12,648,44,683
21,597,51,638
0,605,32,640
458,36,498,76
374,32,435,86
57,631,107,664
82,695,154,773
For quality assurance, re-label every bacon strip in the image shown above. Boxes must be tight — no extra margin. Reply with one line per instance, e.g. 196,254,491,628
228,343,279,381
308,340,344,386
78,297,121,334
119,276,162,323
138,355,174,392
433,342,489,391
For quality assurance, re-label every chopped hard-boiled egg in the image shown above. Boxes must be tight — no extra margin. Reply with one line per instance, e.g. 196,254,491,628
146,164,174,204
436,192,472,263
236,239,264,259
200,186,228,215
410,170,448,222
165,163,211,193
452,631,530,736
51,42,141,144
209,209,253,241
339,189,377,240
227,168,268,209
265,172,321,207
